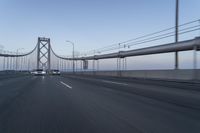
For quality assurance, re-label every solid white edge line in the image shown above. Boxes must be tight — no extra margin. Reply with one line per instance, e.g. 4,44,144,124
60,81,72,89
101,80,128,86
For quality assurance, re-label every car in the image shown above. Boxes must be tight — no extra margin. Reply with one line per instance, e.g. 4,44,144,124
31,69,46,76
49,70,61,75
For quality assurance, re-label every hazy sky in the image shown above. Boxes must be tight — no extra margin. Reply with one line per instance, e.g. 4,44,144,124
0,0,200,69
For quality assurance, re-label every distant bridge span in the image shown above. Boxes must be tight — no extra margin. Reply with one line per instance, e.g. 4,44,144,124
0,36,200,72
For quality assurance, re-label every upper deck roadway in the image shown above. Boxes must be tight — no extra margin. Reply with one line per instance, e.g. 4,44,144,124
0,74,200,133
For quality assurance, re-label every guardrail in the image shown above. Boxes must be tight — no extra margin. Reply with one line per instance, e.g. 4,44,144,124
0,71,30,80
63,69,200,81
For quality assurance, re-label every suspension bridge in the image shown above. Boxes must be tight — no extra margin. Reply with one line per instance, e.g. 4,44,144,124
0,19,200,133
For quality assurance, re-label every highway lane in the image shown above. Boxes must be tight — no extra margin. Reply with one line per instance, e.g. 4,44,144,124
0,75,200,133
63,75,200,110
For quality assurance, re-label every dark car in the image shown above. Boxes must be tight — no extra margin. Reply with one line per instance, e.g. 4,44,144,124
49,70,61,75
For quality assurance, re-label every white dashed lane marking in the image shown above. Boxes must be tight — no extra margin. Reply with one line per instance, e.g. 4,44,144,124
60,81,72,89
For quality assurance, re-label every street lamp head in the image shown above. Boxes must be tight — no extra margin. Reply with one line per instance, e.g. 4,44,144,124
17,48,24,51
66,40,74,45
0,45,4,49
16,48,24,55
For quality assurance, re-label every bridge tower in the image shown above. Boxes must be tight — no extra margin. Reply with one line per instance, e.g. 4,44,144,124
37,37,51,71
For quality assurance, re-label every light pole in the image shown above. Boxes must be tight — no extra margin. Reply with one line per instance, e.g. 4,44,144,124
16,48,24,71
0,45,5,70
66,40,75,74
175,0,179,69
0,45,4,54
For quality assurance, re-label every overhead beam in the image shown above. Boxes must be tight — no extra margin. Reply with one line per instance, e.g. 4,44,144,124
73,37,200,60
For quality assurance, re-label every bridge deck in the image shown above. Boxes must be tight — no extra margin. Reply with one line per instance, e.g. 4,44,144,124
0,75,200,133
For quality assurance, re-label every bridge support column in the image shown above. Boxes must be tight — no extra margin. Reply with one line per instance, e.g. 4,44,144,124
122,57,127,70
6,57,9,70
67,60,70,72
92,60,95,75
37,38,40,69
9,56,12,70
193,46,197,69
3,57,5,70
117,57,127,77
28,59,30,71
193,46,199,80
92,59,99,75
97,60,99,71
47,38,51,71
37,37,51,71
64,60,66,72
80,60,83,72
75,60,78,72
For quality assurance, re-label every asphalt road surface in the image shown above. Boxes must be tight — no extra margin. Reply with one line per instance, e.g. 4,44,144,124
0,74,200,133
